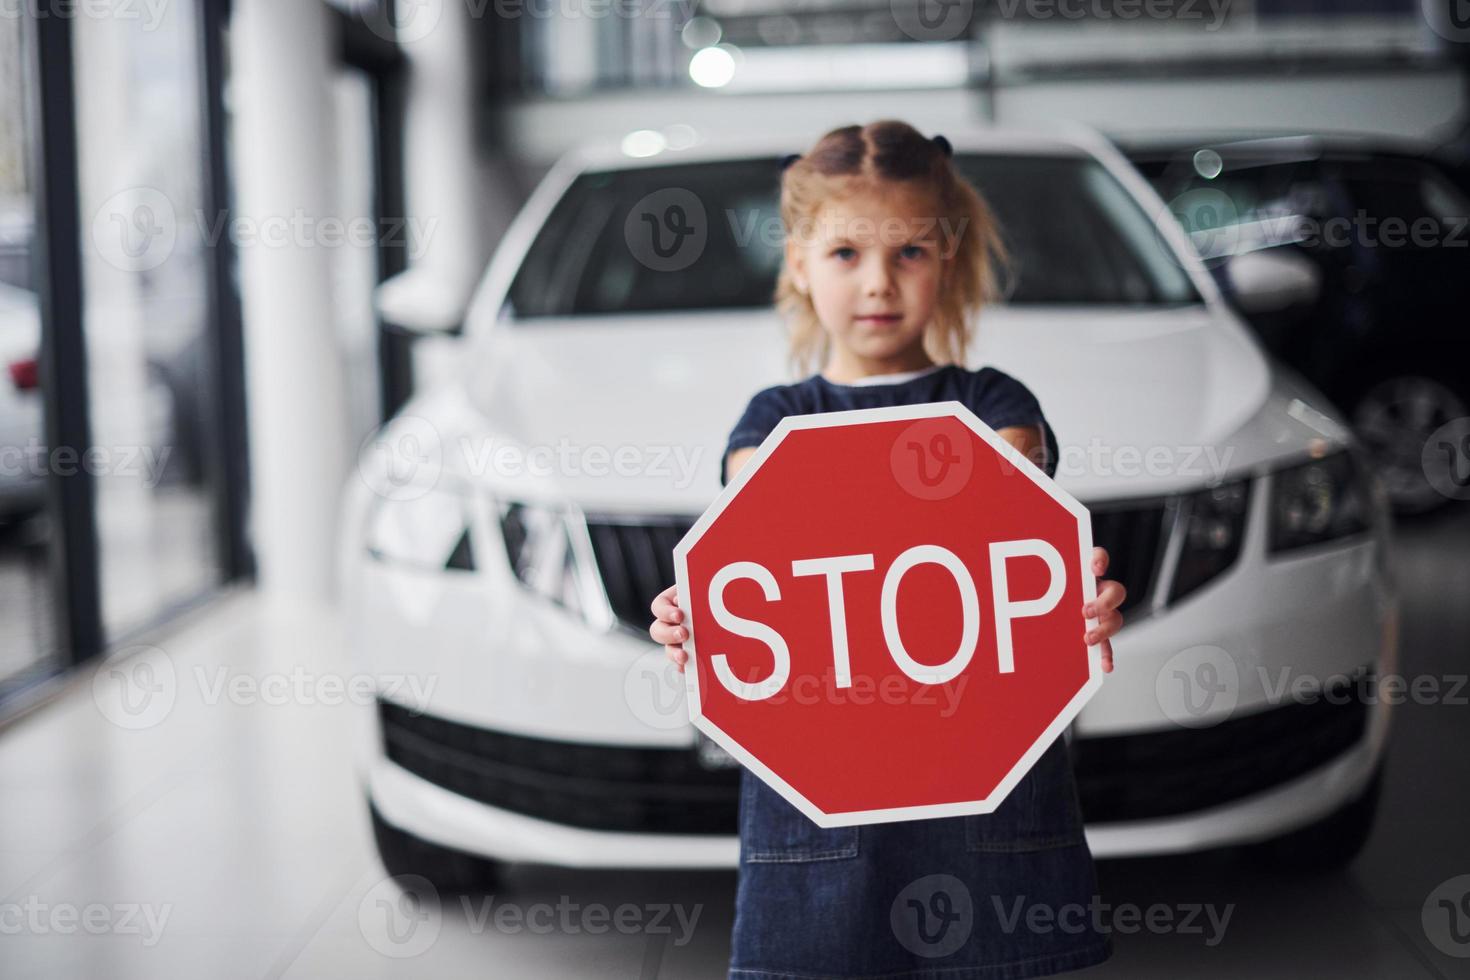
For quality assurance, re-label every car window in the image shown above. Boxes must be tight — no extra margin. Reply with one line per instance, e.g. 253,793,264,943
505,153,1202,318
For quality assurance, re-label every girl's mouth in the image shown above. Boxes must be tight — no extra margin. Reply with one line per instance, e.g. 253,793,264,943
856,314,902,323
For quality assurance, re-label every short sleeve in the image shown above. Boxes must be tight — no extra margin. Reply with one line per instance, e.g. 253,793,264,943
721,385,796,487
971,368,1060,480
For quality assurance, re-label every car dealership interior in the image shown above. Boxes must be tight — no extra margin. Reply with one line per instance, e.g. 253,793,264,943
3,0,1469,977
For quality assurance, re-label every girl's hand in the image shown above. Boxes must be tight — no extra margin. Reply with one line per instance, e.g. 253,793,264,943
1084,546,1125,673
649,584,690,673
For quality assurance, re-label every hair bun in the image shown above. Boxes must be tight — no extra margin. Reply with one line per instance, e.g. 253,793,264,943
931,134,953,158
779,153,801,171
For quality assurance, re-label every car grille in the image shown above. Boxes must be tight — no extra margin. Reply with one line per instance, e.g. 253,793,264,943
584,502,1167,634
380,675,1370,834
1069,671,1372,822
379,699,740,835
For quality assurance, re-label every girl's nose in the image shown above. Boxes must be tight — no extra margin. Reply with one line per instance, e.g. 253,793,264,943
864,258,897,296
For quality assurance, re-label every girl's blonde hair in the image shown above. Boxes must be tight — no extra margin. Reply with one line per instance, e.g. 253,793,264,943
775,120,1009,376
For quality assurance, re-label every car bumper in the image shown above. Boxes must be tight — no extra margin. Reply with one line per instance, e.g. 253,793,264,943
350,479,1398,867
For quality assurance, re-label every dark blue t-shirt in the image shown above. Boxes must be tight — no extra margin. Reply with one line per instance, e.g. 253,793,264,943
720,363,1059,486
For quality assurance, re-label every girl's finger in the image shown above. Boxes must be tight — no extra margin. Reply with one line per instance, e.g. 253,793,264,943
650,621,688,645
1092,546,1109,576
1100,640,1114,673
665,644,688,673
1093,579,1127,613
1084,610,1123,644
1095,609,1124,637
650,586,683,624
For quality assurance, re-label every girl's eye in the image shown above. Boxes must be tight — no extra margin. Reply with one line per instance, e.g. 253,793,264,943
900,244,927,260
832,247,856,261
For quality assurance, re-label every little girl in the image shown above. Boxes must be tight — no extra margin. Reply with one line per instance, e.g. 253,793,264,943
649,120,1127,979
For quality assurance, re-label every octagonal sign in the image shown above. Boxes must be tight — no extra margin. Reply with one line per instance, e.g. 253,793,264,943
673,401,1104,827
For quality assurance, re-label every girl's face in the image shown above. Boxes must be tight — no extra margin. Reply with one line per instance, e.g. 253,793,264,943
786,184,945,373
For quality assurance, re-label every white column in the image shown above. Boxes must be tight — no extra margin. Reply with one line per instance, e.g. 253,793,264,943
230,0,351,602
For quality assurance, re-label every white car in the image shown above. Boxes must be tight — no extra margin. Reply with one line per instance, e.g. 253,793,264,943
339,126,1399,888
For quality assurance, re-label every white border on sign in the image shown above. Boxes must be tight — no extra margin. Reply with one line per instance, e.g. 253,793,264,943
672,400,1103,829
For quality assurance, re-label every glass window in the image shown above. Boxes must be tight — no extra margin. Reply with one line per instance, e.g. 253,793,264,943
505,154,1202,319
0,12,60,697
73,2,221,637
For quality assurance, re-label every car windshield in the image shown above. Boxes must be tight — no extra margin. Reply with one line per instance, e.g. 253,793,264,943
505,153,1202,319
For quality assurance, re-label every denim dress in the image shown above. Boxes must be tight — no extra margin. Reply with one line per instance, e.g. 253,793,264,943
718,364,1112,979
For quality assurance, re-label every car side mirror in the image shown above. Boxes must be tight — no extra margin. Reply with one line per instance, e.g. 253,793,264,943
374,267,473,337
1225,249,1321,314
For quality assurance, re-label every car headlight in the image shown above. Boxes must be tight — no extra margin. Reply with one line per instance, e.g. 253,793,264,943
497,500,608,625
365,487,475,571
1169,477,1251,604
1268,449,1369,554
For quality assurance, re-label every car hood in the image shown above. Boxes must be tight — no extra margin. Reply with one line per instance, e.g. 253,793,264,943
440,305,1349,513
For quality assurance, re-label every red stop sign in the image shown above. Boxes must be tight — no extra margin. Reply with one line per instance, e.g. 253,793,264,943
674,401,1103,827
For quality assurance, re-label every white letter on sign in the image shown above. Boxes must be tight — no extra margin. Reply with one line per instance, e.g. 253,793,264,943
791,553,875,689
708,562,791,701
879,545,980,685
989,539,1067,674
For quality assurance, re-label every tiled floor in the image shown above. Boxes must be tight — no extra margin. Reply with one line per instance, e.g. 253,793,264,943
2,504,1468,979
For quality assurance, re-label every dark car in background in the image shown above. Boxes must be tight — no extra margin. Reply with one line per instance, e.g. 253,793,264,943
1125,134,1470,514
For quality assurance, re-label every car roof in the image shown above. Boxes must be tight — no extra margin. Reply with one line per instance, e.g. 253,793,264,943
562,124,1104,172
